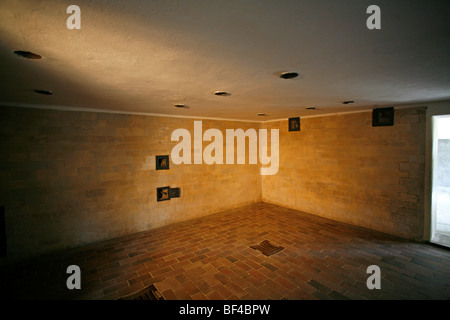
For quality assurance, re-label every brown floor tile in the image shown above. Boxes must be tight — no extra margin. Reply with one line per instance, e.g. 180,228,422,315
1,202,449,300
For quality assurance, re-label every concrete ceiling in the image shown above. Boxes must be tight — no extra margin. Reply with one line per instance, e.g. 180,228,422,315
0,0,449,121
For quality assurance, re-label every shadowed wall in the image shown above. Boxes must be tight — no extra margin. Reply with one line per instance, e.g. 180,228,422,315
0,107,262,262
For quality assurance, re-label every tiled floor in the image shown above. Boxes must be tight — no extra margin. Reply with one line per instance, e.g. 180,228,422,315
1,202,449,300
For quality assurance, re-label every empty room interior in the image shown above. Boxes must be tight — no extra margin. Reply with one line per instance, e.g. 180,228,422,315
0,0,449,301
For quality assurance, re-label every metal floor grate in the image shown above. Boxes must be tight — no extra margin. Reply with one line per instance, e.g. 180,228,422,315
117,284,165,300
250,240,284,256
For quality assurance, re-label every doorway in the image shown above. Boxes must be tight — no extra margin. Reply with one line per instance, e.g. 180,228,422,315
431,115,450,247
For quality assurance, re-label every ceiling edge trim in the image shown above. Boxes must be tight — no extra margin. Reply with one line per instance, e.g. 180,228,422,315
263,105,429,122
0,102,262,123
0,102,430,124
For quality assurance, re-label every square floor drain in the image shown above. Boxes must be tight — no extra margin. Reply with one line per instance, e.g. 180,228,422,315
117,284,165,300
250,240,284,256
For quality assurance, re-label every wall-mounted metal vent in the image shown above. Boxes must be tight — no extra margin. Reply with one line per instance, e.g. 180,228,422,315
156,155,169,170
157,187,181,202
372,107,394,127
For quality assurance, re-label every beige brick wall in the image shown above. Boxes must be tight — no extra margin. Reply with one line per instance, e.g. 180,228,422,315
0,105,427,262
261,107,426,240
0,107,262,261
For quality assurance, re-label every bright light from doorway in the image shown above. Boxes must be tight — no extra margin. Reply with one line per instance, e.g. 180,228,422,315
431,115,450,247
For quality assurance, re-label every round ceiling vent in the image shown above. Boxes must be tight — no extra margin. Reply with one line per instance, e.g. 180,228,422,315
280,71,299,79
14,50,42,59
257,113,267,116
342,100,355,104
34,89,52,95
214,91,231,96
305,106,316,110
